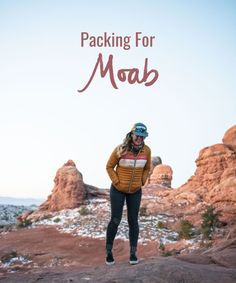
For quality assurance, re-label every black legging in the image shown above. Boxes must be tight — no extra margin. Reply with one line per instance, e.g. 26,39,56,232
106,184,142,251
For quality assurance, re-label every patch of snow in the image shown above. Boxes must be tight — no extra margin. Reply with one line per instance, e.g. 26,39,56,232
0,256,32,269
33,198,180,245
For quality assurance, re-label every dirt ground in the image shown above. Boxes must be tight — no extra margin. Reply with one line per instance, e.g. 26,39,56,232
1,226,236,283
0,226,158,272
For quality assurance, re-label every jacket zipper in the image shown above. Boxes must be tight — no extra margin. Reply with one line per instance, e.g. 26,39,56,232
128,150,141,193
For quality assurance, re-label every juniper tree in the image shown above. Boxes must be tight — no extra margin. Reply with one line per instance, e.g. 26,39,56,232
201,205,221,240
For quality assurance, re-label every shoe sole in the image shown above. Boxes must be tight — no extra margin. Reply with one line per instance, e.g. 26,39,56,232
129,260,139,265
106,261,115,265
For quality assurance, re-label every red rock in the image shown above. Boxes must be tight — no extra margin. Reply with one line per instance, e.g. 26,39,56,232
1,227,236,283
177,140,236,223
142,125,236,225
205,177,236,222
38,160,86,212
145,156,162,185
193,143,236,189
149,164,173,187
27,161,109,220
16,210,33,223
222,124,236,151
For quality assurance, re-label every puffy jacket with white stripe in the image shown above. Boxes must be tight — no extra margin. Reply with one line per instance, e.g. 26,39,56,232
106,144,151,193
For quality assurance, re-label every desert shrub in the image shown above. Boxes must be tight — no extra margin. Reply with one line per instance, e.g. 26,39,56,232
53,217,61,223
159,241,165,251
40,214,53,221
139,206,148,216
179,220,194,239
17,219,32,228
201,205,221,240
159,241,177,256
163,251,174,257
79,206,90,216
156,221,166,229
163,251,172,256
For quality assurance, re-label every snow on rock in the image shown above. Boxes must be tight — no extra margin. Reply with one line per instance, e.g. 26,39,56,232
0,256,32,269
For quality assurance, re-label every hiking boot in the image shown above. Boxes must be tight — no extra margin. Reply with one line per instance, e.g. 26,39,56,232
106,252,115,265
129,253,139,265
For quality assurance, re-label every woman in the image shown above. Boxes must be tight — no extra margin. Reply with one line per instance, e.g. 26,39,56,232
105,122,151,265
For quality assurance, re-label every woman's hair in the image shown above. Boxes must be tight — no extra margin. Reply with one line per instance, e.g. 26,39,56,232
116,132,132,158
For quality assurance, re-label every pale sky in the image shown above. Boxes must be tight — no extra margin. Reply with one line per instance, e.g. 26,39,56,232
0,0,235,198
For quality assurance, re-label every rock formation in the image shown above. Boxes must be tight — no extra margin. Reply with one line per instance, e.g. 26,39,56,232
142,125,236,225
177,125,236,223
26,160,109,221
149,164,173,187
223,124,236,151
182,142,236,191
38,160,86,212
145,156,162,185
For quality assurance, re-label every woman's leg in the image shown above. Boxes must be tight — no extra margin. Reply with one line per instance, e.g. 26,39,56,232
126,189,142,253
106,185,125,251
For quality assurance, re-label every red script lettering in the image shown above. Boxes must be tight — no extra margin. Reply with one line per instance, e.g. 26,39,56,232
78,53,159,92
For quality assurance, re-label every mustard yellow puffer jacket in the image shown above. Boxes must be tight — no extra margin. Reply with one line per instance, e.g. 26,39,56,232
106,144,151,193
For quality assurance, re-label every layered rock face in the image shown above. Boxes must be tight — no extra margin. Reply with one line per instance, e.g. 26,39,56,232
178,125,236,222
39,160,86,212
182,143,236,191
142,125,236,225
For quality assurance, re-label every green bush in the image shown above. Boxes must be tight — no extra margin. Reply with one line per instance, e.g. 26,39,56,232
157,221,166,229
40,214,53,221
159,241,165,251
163,251,173,257
201,205,221,240
179,220,194,239
163,251,172,257
17,219,32,228
139,206,148,216
79,207,90,216
53,217,61,223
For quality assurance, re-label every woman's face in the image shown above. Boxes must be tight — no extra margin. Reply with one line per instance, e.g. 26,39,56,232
131,133,144,145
